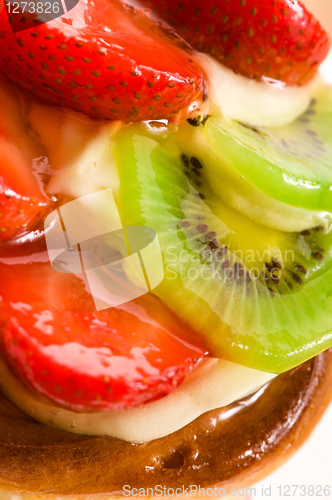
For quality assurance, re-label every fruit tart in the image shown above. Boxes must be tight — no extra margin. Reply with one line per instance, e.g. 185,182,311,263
1,0,332,496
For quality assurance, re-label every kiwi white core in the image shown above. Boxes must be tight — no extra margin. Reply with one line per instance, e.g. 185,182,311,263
0,357,275,443
196,53,317,129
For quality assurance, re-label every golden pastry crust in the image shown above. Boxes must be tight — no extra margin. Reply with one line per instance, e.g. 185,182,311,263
0,350,332,499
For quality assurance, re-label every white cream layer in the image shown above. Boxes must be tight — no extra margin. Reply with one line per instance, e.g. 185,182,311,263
0,357,275,443
196,53,317,128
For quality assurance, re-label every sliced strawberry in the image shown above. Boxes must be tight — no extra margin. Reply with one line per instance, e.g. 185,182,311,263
0,183,48,242
0,0,204,121
0,105,51,241
139,0,331,86
0,252,207,411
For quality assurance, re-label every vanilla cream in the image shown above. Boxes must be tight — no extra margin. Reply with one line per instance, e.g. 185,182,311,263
196,53,318,129
0,357,275,443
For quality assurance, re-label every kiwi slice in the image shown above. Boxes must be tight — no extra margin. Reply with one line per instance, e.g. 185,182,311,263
175,84,332,233
115,125,332,374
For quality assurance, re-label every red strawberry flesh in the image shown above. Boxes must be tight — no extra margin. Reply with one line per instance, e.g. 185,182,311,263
0,0,204,121
0,242,207,411
0,96,52,241
139,0,331,86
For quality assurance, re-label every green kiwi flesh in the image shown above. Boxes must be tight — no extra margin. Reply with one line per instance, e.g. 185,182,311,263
116,125,332,374
175,84,332,232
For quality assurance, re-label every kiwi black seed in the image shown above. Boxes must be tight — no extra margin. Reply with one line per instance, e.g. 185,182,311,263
187,117,201,127
181,154,189,168
187,115,209,127
181,155,204,187
301,229,311,237
180,220,190,228
190,157,203,169
294,263,307,274
313,251,324,260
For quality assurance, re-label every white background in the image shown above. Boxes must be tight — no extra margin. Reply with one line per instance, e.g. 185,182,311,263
237,404,332,499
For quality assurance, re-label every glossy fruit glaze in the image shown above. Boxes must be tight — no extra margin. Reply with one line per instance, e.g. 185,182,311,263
0,0,331,414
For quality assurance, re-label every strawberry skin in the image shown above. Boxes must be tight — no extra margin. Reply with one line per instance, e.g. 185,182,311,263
0,253,207,411
140,0,331,85
0,0,204,121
